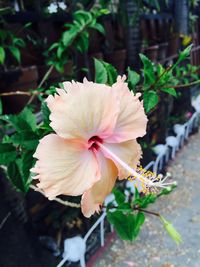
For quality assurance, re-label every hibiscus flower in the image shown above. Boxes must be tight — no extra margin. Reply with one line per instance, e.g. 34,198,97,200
31,76,147,217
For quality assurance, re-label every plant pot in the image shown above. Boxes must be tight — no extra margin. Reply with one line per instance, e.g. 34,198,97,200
104,49,127,74
0,66,38,114
141,45,159,62
158,42,168,61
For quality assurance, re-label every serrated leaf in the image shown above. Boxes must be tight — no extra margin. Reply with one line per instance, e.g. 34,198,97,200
41,101,50,125
21,150,35,187
143,90,159,113
5,107,37,132
94,58,107,83
138,194,157,208
113,188,125,205
160,87,177,97
9,131,39,150
7,161,27,193
139,53,156,85
0,143,17,165
102,61,118,85
0,46,5,64
107,210,136,241
127,67,140,92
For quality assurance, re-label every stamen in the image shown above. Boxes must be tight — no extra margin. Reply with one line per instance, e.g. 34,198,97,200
97,142,175,193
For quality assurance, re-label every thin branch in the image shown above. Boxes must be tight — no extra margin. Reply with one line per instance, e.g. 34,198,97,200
0,91,32,97
38,65,54,88
134,207,160,217
0,212,11,230
171,79,200,89
30,185,81,208
27,65,54,105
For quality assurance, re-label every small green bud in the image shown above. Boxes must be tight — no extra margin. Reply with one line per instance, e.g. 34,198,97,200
160,216,182,245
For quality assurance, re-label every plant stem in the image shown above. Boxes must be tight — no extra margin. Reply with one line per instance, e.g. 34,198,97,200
0,91,32,96
30,185,81,208
171,79,200,89
134,207,161,217
38,65,54,88
27,65,54,105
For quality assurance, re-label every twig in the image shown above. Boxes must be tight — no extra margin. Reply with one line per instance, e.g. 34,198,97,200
38,65,54,89
27,65,54,105
0,212,11,230
0,91,32,97
30,184,81,208
170,79,200,89
134,207,160,217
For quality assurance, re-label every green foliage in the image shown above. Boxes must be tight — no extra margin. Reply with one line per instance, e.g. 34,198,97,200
47,7,108,73
143,90,159,113
139,53,156,86
0,28,25,67
94,58,117,85
107,184,177,242
107,210,145,241
127,67,140,93
0,143,17,164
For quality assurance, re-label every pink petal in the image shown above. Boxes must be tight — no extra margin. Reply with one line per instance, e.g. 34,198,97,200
81,152,118,217
46,80,119,141
32,134,100,199
106,76,148,143
101,140,142,180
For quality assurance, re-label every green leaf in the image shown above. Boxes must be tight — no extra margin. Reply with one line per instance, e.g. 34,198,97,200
0,46,5,64
179,44,192,61
0,143,17,165
127,67,140,92
5,107,37,132
160,87,177,97
134,212,145,236
7,161,27,193
48,42,59,51
76,31,89,53
9,130,39,150
113,188,125,205
21,150,35,188
57,45,65,58
94,58,107,83
9,46,21,63
143,90,159,113
90,23,105,34
102,61,118,85
107,210,136,241
13,38,25,47
139,53,156,85
41,101,50,125
133,193,157,208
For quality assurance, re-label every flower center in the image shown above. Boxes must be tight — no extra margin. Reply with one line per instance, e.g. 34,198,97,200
88,136,103,151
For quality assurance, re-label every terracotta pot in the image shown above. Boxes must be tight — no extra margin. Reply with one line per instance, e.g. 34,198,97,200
158,42,168,61
141,45,159,62
0,66,38,114
105,49,127,74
